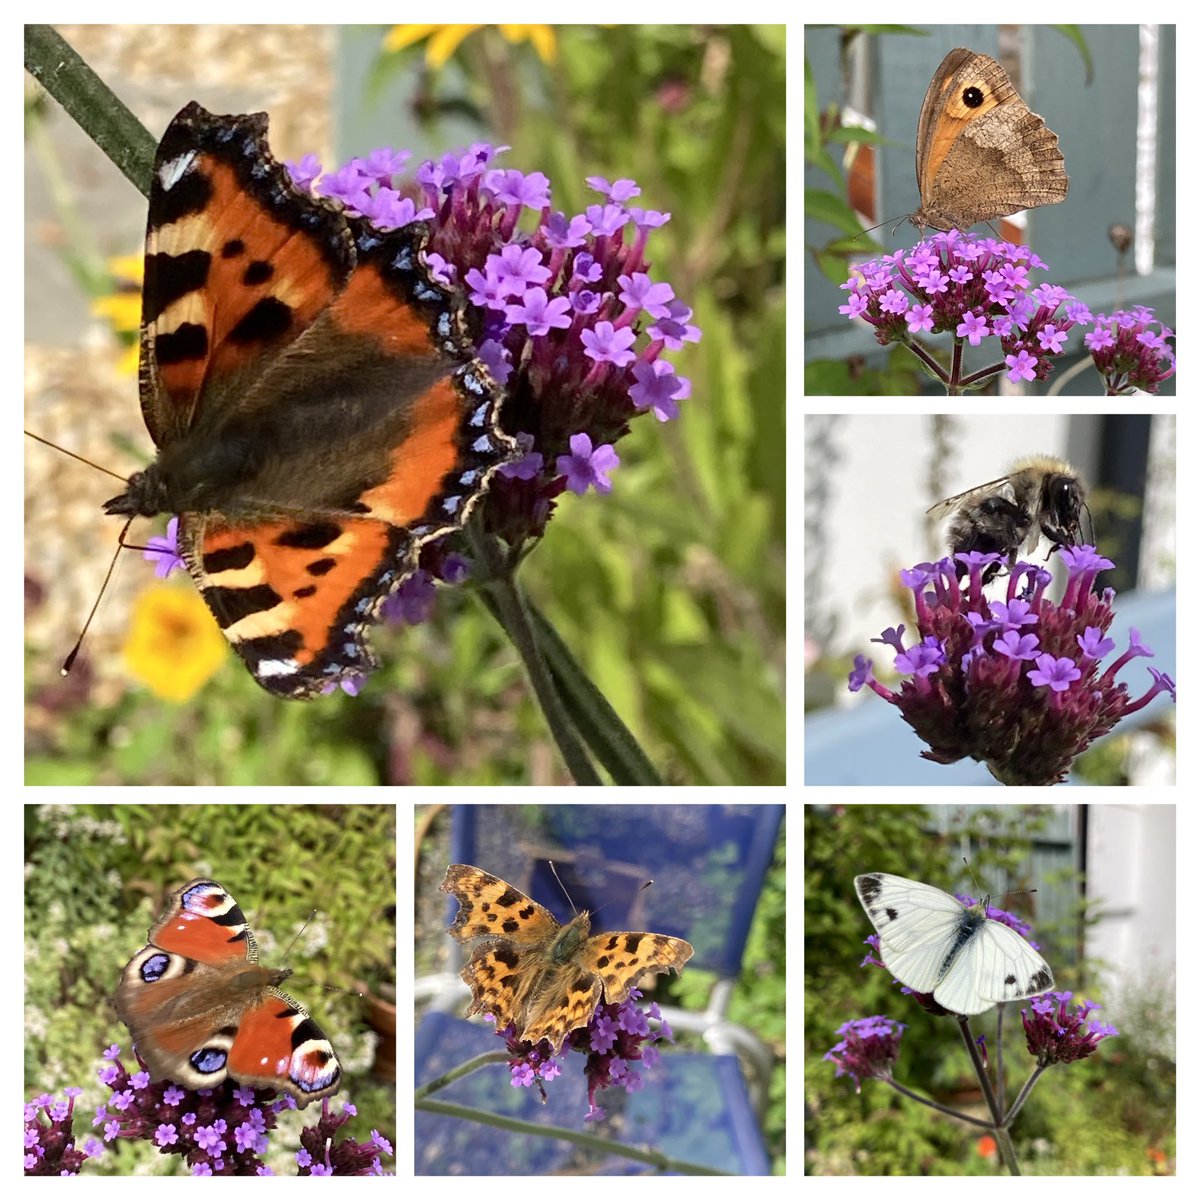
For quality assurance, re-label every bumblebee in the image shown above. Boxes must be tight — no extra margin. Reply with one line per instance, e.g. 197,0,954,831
926,455,1088,580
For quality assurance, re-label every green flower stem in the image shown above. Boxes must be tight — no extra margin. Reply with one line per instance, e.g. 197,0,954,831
25,25,155,197
472,526,663,784
521,598,663,785
415,1097,730,1175
470,526,600,784
413,1050,511,1101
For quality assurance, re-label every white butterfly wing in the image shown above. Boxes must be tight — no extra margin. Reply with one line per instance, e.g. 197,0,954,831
854,872,977,994
933,918,1054,1015
856,871,1053,1016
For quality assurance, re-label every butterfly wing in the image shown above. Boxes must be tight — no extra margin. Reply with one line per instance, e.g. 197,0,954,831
172,217,516,698
933,917,1054,1016
139,104,352,447
221,985,341,1104
442,864,572,1040
579,930,694,1006
441,864,562,947
854,872,979,994
112,880,341,1105
914,48,977,198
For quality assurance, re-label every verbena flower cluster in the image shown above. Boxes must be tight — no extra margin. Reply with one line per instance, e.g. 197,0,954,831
301,144,698,533
848,546,1176,784
1082,306,1176,394
824,1016,905,1093
1021,992,1120,1064
490,989,678,1122
25,1045,392,1176
840,231,1174,394
298,147,699,523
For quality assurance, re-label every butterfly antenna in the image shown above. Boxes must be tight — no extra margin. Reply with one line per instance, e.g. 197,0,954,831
848,214,907,245
547,861,578,915
25,430,128,483
963,855,1037,907
961,856,990,906
60,517,135,676
590,878,654,922
320,982,365,1000
280,906,318,965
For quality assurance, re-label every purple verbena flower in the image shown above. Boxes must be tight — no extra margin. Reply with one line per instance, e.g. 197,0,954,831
825,1016,906,1092
840,232,1090,393
1084,307,1176,394
142,516,185,579
847,547,1176,784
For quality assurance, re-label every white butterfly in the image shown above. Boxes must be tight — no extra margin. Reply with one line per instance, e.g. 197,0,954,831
854,872,1053,1016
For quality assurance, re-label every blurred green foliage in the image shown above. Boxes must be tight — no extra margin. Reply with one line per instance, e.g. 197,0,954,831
25,24,784,785
24,804,395,1174
804,805,1175,1175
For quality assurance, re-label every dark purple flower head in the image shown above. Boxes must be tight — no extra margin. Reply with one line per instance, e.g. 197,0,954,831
847,548,1176,784
824,1016,906,1092
67,1045,389,1176
24,1088,94,1176
1021,992,1119,1064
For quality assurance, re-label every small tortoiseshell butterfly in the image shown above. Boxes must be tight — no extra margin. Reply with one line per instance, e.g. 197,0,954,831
104,102,518,698
112,879,341,1107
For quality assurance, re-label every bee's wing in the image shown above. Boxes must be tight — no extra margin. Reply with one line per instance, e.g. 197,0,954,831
925,474,1015,520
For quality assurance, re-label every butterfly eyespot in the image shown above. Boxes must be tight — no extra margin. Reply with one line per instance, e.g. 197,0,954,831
190,1047,228,1075
962,85,985,108
140,952,171,982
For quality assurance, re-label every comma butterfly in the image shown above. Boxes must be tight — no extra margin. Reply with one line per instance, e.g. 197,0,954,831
441,863,693,1053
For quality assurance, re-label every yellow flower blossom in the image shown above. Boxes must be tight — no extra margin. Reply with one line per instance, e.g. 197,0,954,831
384,23,557,68
122,584,227,702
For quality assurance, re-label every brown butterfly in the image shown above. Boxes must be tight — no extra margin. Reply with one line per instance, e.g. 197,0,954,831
441,864,693,1052
911,47,1068,231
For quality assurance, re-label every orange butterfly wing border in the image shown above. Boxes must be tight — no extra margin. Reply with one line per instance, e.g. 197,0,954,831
107,103,520,698
441,863,693,1052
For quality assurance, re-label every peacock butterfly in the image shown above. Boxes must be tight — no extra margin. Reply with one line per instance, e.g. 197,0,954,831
112,879,342,1107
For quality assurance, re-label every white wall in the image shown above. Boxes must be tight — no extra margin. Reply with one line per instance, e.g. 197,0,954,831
1084,804,1176,1020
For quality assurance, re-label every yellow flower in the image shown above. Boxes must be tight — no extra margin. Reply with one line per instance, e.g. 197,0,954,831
383,23,557,68
122,584,227,702
91,253,143,376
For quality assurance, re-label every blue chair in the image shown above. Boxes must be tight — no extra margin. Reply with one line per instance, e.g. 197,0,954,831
415,803,782,1174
